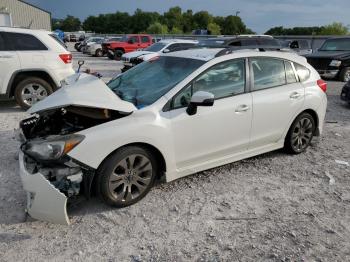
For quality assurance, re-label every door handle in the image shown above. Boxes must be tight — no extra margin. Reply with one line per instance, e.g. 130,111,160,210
290,92,301,99
235,105,250,113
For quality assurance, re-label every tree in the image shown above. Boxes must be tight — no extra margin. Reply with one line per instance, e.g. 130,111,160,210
222,15,247,35
147,22,168,34
193,11,213,29
182,9,194,33
164,6,183,31
207,22,221,35
319,22,348,35
131,9,161,33
170,26,183,34
60,15,81,31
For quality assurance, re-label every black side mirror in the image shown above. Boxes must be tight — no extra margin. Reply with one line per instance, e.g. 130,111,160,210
186,91,214,115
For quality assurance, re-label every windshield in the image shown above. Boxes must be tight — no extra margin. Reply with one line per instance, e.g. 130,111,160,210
320,39,350,51
145,42,167,52
107,56,205,108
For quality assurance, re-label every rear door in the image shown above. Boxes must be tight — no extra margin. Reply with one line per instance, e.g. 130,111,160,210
249,57,305,148
140,35,151,49
0,32,20,95
126,36,140,52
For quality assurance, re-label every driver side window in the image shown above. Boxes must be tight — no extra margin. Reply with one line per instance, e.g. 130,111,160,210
172,59,246,109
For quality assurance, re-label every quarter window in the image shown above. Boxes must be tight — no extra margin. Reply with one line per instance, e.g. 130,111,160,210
251,57,286,91
172,59,246,108
4,33,47,51
285,61,297,84
294,63,310,82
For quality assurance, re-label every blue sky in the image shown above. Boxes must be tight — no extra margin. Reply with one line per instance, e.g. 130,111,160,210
24,0,349,33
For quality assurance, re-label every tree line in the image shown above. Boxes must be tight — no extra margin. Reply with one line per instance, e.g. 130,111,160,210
52,7,254,35
52,7,349,36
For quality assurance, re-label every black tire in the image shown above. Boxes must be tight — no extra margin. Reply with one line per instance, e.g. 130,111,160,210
114,49,124,60
14,77,53,110
107,52,115,60
97,146,157,208
284,112,315,154
339,67,350,82
74,43,80,50
95,48,104,57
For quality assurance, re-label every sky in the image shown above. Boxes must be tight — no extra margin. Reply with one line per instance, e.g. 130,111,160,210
24,0,349,33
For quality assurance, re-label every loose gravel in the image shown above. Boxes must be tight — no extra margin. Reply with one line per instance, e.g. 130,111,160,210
0,45,349,261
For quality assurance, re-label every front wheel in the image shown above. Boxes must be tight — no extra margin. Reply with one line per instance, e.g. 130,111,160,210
95,48,103,57
284,113,315,154
97,146,157,208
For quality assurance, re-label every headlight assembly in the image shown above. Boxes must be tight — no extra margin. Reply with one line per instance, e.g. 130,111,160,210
22,134,84,161
329,60,342,67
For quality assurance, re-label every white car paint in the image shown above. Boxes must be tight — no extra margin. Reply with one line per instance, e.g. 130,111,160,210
19,48,327,224
0,27,75,96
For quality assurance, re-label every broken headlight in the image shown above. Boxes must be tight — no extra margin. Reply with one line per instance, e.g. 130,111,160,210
22,134,84,161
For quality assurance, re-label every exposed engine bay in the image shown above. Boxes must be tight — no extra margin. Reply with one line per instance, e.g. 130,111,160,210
18,106,131,224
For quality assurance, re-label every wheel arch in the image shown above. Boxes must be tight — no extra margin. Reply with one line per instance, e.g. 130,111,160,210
302,108,319,136
8,70,58,97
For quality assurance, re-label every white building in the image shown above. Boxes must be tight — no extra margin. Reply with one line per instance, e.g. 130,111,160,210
0,0,51,30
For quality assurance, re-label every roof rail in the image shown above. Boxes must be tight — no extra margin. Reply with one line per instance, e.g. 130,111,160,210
215,45,288,57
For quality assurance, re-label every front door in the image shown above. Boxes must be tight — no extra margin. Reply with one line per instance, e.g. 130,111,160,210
167,58,253,170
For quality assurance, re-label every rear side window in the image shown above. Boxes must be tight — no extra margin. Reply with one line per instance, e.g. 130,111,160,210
49,34,67,49
285,61,297,84
141,36,149,43
129,36,139,43
294,63,310,82
5,33,47,51
251,57,286,91
0,33,6,51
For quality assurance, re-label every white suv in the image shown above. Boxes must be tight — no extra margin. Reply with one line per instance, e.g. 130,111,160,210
0,27,75,109
18,48,327,224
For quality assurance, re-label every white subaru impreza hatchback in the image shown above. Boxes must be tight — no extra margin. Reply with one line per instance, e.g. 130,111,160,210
18,48,327,224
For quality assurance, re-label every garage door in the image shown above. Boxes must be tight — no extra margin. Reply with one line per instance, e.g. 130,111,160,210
0,13,12,27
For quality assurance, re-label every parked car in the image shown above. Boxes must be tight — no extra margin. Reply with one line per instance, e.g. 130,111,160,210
280,39,313,56
0,27,74,109
341,80,350,104
102,34,153,60
86,37,121,57
121,39,198,72
197,35,281,48
75,36,104,52
17,47,327,224
305,37,350,82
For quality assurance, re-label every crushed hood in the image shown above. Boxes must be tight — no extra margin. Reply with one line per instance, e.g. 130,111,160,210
28,73,137,114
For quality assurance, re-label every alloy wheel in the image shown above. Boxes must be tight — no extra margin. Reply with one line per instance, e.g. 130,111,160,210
108,154,153,203
291,117,313,152
21,83,48,106
345,71,350,82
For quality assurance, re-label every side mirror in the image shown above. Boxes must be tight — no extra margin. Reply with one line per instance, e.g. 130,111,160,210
186,91,214,116
163,48,170,53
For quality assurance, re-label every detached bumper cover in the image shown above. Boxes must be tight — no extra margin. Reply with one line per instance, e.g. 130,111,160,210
19,151,70,225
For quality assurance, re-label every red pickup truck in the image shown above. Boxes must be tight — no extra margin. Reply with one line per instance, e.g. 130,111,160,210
102,34,153,60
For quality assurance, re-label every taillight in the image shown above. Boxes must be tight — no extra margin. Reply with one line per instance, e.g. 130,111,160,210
317,79,327,93
59,54,72,64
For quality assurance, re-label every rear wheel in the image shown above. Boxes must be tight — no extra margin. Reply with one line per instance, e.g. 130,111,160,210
340,67,350,82
14,77,53,110
284,112,315,154
97,146,157,207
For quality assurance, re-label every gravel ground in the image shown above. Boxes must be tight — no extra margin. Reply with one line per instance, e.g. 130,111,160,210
0,45,349,261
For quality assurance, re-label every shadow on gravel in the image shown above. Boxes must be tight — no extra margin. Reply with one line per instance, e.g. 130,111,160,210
0,100,23,113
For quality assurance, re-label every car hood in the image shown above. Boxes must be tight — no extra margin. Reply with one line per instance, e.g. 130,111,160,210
123,50,155,59
28,73,137,114
305,51,350,60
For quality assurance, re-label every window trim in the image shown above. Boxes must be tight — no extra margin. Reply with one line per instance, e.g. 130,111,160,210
249,57,299,93
166,58,249,111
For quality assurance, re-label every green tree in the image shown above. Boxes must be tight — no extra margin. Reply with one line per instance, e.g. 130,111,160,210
170,26,183,34
193,11,213,29
207,22,221,35
222,15,247,35
59,15,81,31
164,6,183,31
131,9,161,33
182,9,194,33
147,22,168,34
319,22,348,35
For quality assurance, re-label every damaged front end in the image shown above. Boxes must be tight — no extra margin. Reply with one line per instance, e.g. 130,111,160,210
18,106,130,224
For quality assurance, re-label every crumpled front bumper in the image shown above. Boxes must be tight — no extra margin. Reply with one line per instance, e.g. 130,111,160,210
19,151,71,225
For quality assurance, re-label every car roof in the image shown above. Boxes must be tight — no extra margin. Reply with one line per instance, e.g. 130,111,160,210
164,48,224,61
159,39,198,44
0,26,51,35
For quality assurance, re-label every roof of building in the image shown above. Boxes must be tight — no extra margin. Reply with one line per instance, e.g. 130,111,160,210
18,0,51,15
